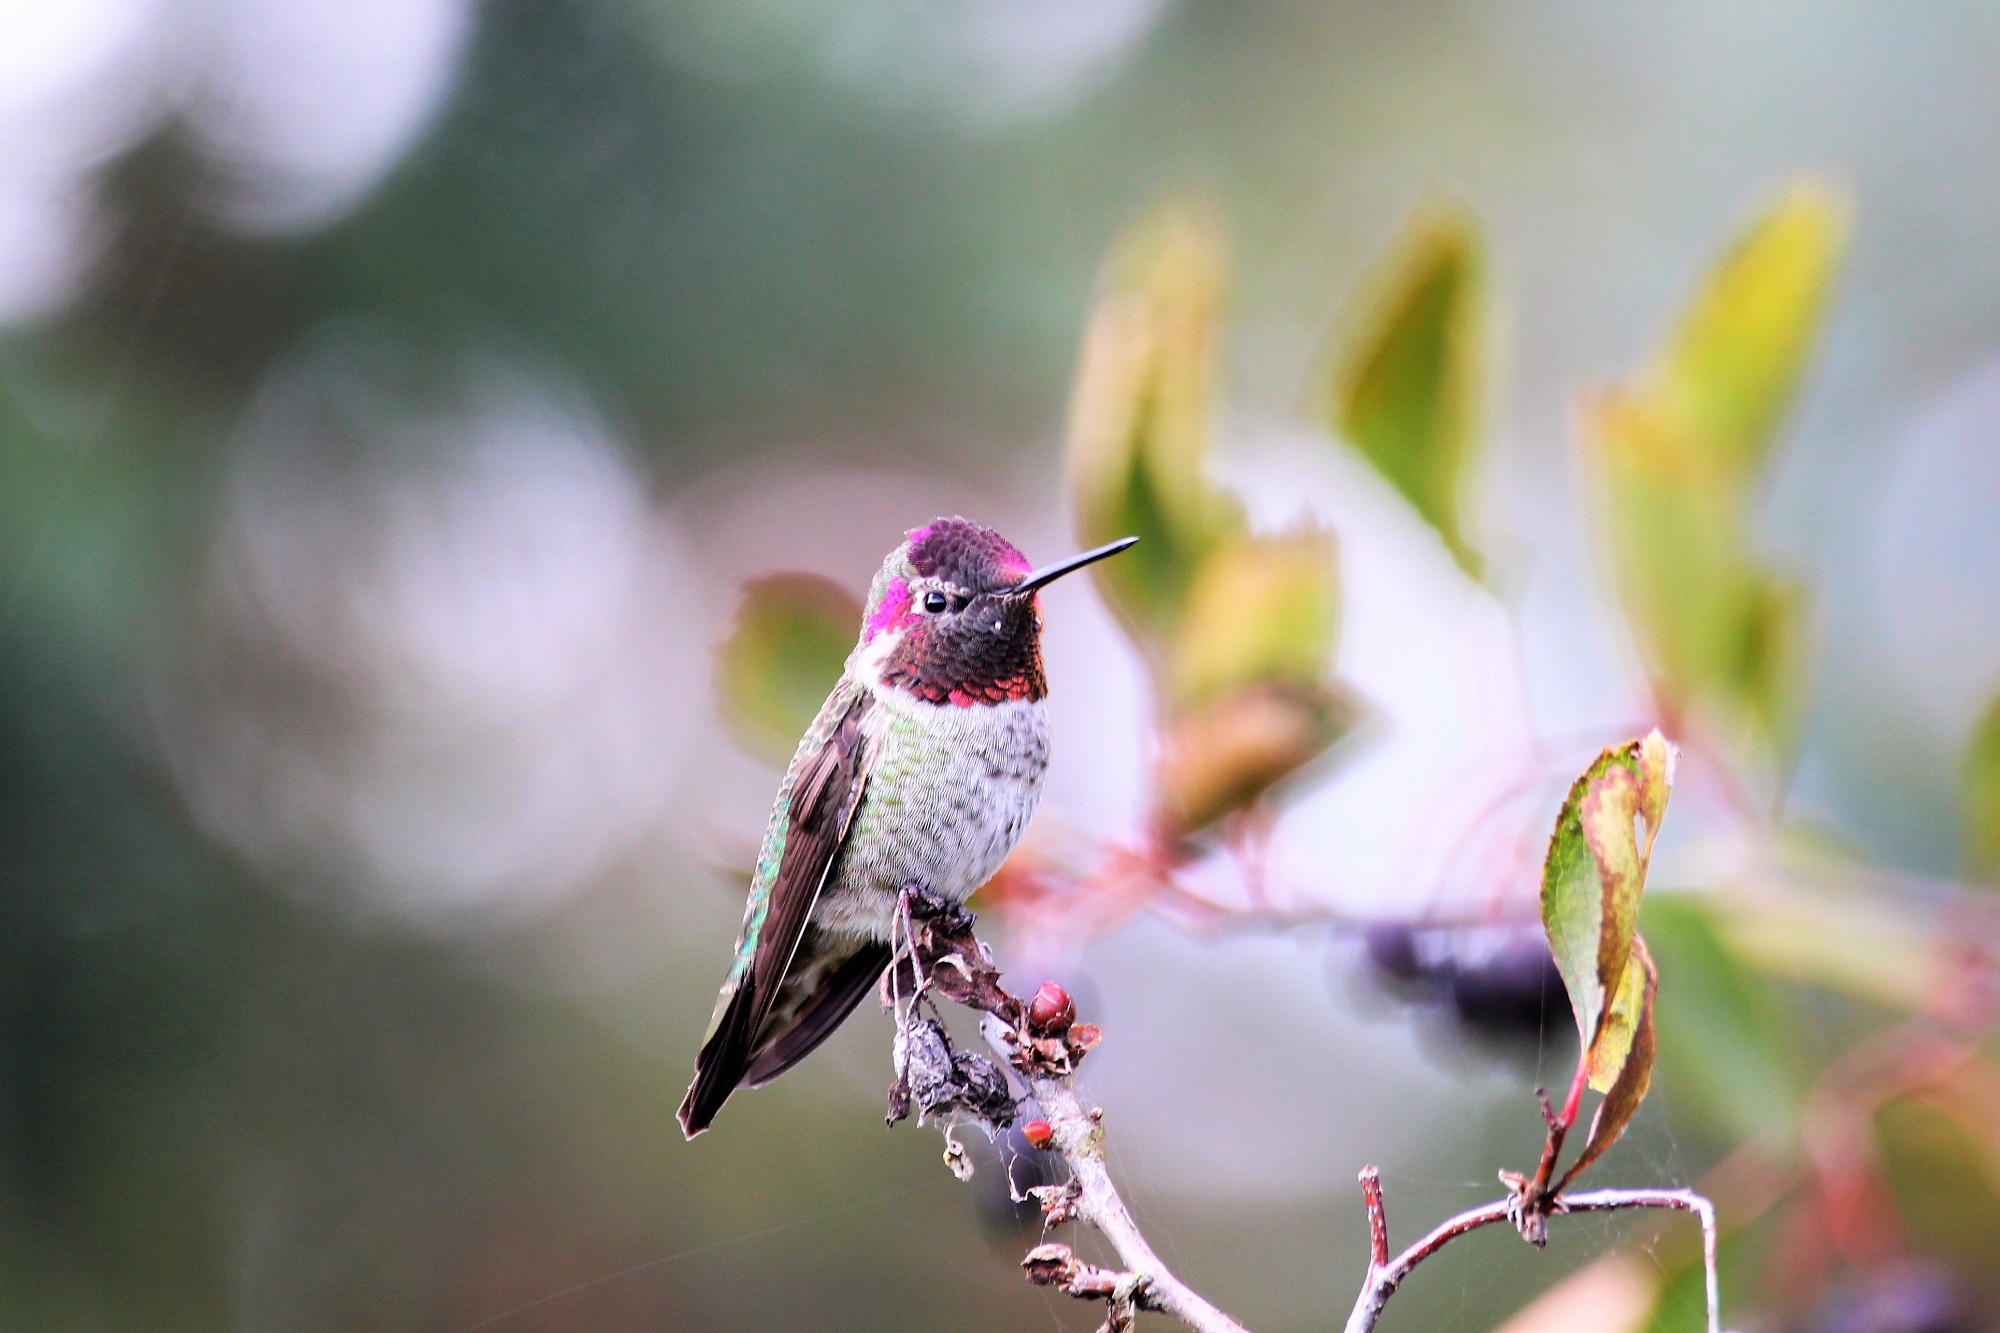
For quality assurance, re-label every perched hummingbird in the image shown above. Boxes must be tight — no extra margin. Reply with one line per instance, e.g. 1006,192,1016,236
678,518,1136,1137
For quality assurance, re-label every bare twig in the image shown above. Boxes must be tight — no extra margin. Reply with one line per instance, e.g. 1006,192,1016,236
1342,1167,1720,1333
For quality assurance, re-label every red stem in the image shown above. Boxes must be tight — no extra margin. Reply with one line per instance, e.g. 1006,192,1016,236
1558,1050,1591,1130
1359,1166,1389,1269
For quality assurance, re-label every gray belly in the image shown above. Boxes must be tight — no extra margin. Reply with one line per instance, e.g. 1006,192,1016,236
811,697,1049,941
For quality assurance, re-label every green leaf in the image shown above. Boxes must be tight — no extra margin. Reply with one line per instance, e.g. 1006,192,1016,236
715,574,860,766
1165,527,1339,716
1323,201,1486,578
1964,692,2000,885
1068,206,1244,651
1542,730,1677,1058
1642,893,1803,1151
1583,179,1844,760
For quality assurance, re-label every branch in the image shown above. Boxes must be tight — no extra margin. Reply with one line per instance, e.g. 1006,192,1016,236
887,889,1717,1333
889,890,1249,1333
1006,1050,1250,1333
1342,1166,1720,1333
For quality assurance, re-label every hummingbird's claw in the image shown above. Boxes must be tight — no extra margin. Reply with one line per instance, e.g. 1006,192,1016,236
899,881,976,936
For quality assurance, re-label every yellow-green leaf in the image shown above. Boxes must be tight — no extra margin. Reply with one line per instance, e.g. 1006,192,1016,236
1323,200,1486,578
715,574,859,766
1068,206,1244,650
1562,935,1658,1188
1582,179,1844,761
1541,731,1677,1052
1964,692,2000,885
1636,728,1678,839
1587,935,1651,1091
1165,527,1338,716
1656,180,1847,481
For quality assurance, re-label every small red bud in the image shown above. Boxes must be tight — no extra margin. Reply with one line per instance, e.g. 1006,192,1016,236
1028,981,1075,1034
1020,1118,1054,1150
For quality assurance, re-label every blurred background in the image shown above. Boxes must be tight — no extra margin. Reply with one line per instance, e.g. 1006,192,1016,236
5,2,2000,1330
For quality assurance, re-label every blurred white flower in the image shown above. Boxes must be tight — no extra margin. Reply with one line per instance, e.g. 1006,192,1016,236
163,327,698,924
643,0,1173,127
0,0,172,320
0,0,473,322
186,0,472,232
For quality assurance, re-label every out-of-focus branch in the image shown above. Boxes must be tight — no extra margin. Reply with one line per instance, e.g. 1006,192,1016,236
1342,1166,1721,1333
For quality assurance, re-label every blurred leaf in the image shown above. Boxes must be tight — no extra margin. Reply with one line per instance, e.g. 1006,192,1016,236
1166,527,1338,715
715,574,860,766
1963,692,2000,885
1642,893,1803,1151
1542,731,1677,1060
1491,1255,1659,1333
1068,206,1245,651
1582,179,1845,760
1903,1058,2000,1210
1657,180,1847,481
1323,201,1486,577
1152,682,1359,841
1876,1100,2000,1307
1639,1221,1763,1333
1704,839,1935,1011
1564,936,1657,1187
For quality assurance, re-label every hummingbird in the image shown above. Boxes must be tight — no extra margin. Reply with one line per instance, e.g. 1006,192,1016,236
678,518,1137,1137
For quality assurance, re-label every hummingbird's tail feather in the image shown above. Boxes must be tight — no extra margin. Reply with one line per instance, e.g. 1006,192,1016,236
743,941,892,1088
678,979,759,1138
678,940,895,1138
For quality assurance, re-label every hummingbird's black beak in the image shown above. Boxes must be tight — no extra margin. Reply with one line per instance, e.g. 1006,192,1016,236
1011,536,1140,594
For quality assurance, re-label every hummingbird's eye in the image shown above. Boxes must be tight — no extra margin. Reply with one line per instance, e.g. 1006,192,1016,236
921,590,949,614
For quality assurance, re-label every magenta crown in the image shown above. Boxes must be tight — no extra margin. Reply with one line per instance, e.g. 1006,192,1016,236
905,518,1032,592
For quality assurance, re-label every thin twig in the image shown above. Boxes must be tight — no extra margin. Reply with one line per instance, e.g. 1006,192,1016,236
1343,1168,1720,1333
896,902,1249,1333
1001,1042,1252,1333
901,903,1719,1333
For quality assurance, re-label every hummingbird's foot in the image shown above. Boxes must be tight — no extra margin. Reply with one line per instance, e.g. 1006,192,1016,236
898,881,976,937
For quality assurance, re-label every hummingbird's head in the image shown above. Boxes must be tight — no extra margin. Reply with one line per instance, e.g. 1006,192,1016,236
855,517,1136,706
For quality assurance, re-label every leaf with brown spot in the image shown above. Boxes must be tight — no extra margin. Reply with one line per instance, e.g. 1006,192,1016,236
1561,935,1659,1191
1541,730,1677,1065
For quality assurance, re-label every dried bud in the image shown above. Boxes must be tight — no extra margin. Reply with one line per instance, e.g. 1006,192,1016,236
1021,1118,1054,1151
1028,981,1076,1034
1022,1242,1079,1288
